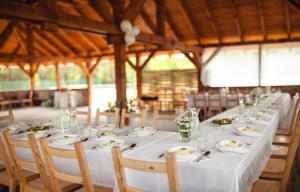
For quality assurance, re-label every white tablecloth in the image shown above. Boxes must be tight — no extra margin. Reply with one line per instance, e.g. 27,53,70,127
6,93,291,192
54,91,82,108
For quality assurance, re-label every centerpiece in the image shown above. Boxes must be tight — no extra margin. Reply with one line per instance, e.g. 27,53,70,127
174,108,198,142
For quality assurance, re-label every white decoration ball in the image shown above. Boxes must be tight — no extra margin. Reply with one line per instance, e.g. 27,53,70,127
130,26,140,36
124,34,135,46
120,20,132,33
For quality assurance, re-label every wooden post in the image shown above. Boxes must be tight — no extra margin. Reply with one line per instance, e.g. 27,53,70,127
29,74,35,91
135,53,142,99
112,0,127,105
87,73,92,107
191,52,204,92
55,63,61,90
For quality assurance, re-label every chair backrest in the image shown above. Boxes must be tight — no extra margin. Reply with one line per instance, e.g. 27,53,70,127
280,135,300,192
0,109,14,123
289,98,299,135
193,94,207,108
286,97,298,129
152,109,176,130
0,136,15,179
208,94,222,109
94,108,120,127
225,94,238,109
120,109,148,128
3,130,51,191
112,146,180,192
39,138,94,192
76,107,92,125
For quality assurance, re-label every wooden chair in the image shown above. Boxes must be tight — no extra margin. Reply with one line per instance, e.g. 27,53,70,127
76,107,92,125
252,135,300,192
276,97,299,136
120,108,148,128
207,93,222,117
21,91,33,107
152,109,177,130
4,130,48,192
39,138,112,192
225,94,238,110
0,108,14,123
193,93,208,119
94,108,120,127
273,98,299,146
0,137,18,192
112,146,180,192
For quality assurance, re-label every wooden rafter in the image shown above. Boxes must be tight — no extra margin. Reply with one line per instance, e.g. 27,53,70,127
52,31,80,55
89,56,101,74
203,47,221,65
58,30,85,53
202,0,221,43
122,0,146,22
140,10,155,33
155,0,166,36
178,0,202,45
227,0,244,42
126,57,136,70
90,0,113,23
140,50,156,69
285,2,291,39
25,24,34,55
287,0,300,12
165,9,182,40
0,0,201,53
257,0,266,40
0,21,16,49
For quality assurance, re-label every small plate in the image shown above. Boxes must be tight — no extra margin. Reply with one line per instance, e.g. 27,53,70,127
99,138,125,150
52,134,80,145
168,146,197,160
216,140,247,154
133,126,154,136
233,127,260,137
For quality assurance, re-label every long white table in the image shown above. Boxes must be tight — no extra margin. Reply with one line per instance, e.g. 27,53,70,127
8,93,291,192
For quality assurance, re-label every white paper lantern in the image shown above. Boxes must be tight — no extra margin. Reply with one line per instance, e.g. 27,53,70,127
124,34,135,45
120,20,132,33
130,26,140,36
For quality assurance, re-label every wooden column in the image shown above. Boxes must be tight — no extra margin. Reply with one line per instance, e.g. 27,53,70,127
55,63,61,90
135,53,142,99
112,0,127,104
29,74,35,91
87,73,93,107
194,52,204,92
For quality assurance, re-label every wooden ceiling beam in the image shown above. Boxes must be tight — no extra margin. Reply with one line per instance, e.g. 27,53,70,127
285,2,291,39
0,21,16,49
78,33,102,54
155,0,166,36
228,0,244,42
26,24,34,55
0,1,201,53
202,0,221,43
0,53,86,63
51,31,80,55
257,0,266,40
90,0,113,23
140,50,156,69
122,0,146,22
126,57,136,70
57,30,85,53
178,0,202,45
287,0,300,12
140,10,155,33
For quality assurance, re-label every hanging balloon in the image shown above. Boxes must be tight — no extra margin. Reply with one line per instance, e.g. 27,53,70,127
130,26,140,36
124,34,135,46
120,20,132,33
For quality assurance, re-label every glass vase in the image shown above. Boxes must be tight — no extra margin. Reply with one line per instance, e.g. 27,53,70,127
178,125,191,142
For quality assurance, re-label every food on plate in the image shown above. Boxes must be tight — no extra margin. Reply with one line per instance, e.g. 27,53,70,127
226,140,242,148
103,140,117,146
99,130,115,136
242,127,253,132
177,147,191,155
212,118,233,125
27,125,50,132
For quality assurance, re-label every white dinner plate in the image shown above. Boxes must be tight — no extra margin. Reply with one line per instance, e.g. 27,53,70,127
216,140,248,154
168,146,197,160
133,126,154,136
233,127,260,137
52,134,80,145
99,138,125,150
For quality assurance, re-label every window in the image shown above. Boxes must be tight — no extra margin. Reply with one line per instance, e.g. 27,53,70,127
35,65,56,89
261,42,300,86
201,45,259,87
0,66,29,90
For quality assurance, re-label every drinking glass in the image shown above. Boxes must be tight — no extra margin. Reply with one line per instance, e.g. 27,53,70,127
128,129,138,145
196,137,207,153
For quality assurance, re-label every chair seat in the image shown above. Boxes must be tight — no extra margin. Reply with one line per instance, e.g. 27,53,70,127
251,179,280,192
276,128,290,136
271,145,288,159
74,185,113,192
273,135,291,146
260,159,286,180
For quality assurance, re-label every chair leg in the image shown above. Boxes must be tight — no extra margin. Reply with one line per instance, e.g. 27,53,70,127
9,179,16,192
